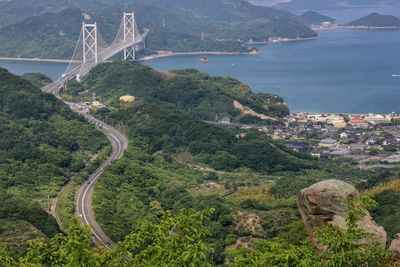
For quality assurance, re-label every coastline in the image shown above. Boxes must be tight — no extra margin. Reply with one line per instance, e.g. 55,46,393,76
245,36,319,45
0,37,320,63
140,37,320,61
0,52,255,63
0,57,80,63
313,25,400,31
139,51,256,61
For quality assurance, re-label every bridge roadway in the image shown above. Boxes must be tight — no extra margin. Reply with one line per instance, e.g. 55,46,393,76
43,30,148,93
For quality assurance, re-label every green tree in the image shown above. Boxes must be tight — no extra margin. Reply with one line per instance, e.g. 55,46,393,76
2,209,215,267
103,208,215,266
228,196,395,267
316,196,393,267
20,217,94,267
227,238,318,267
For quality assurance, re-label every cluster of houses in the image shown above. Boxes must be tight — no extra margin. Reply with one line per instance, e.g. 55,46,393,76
271,112,400,160
311,21,338,30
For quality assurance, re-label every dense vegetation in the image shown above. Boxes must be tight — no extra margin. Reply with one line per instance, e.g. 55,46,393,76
66,62,314,262
0,0,317,58
91,99,316,263
67,61,289,121
371,189,400,242
1,197,396,266
347,13,400,27
61,61,400,264
0,68,107,254
2,60,400,265
228,196,395,266
20,73,53,88
299,11,335,25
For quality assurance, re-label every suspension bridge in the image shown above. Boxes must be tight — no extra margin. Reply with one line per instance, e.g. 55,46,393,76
43,11,148,94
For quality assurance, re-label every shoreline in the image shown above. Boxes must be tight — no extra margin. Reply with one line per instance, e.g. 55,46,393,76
139,51,256,61
0,57,80,63
0,37,320,63
140,37,320,61
313,25,400,31
245,36,319,45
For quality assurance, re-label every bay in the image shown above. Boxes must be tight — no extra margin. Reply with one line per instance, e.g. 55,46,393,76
145,29,400,113
1,23,399,113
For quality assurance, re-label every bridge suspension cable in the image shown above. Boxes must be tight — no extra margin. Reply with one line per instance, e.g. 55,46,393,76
60,11,147,83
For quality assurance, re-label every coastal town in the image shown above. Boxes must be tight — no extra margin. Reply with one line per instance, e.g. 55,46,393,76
86,95,400,168
212,110,400,168
266,112,400,168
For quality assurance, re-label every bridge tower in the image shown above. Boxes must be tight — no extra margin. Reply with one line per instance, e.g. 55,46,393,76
82,23,98,64
123,12,136,61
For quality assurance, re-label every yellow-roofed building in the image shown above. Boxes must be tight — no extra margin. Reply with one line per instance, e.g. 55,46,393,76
119,95,135,103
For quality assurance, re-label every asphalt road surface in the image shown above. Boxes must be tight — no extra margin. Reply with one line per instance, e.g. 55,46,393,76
43,85,128,249
75,114,128,248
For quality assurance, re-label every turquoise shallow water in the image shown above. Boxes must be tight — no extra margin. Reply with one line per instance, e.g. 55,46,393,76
1,6,399,113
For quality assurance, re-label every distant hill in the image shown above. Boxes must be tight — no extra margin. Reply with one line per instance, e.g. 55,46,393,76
276,0,346,10
300,11,336,25
0,0,316,58
347,13,400,27
0,8,90,58
0,0,107,27
275,0,399,10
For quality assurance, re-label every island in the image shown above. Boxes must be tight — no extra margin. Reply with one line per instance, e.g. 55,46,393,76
347,12,400,28
299,11,336,28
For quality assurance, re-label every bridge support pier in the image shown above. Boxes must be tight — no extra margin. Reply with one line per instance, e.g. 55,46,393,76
124,46,136,61
82,23,98,64
123,12,136,61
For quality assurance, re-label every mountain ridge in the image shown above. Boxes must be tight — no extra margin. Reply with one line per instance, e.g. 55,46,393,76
0,0,316,58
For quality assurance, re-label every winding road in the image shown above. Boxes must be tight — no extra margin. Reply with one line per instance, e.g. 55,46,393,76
42,86,128,249
75,110,128,248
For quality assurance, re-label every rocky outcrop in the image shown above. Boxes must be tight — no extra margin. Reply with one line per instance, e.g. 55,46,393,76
390,234,400,259
297,179,387,250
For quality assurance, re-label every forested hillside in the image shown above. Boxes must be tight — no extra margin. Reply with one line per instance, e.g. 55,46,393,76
66,61,289,121
0,68,107,255
0,0,316,58
300,11,335,25
276,0,399,10
347,13,400,27
59,61,400,264
63,62,317,262
1,62,400,265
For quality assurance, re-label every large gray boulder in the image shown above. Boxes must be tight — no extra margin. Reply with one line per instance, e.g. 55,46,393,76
390,234,400,259
297,179,387,250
